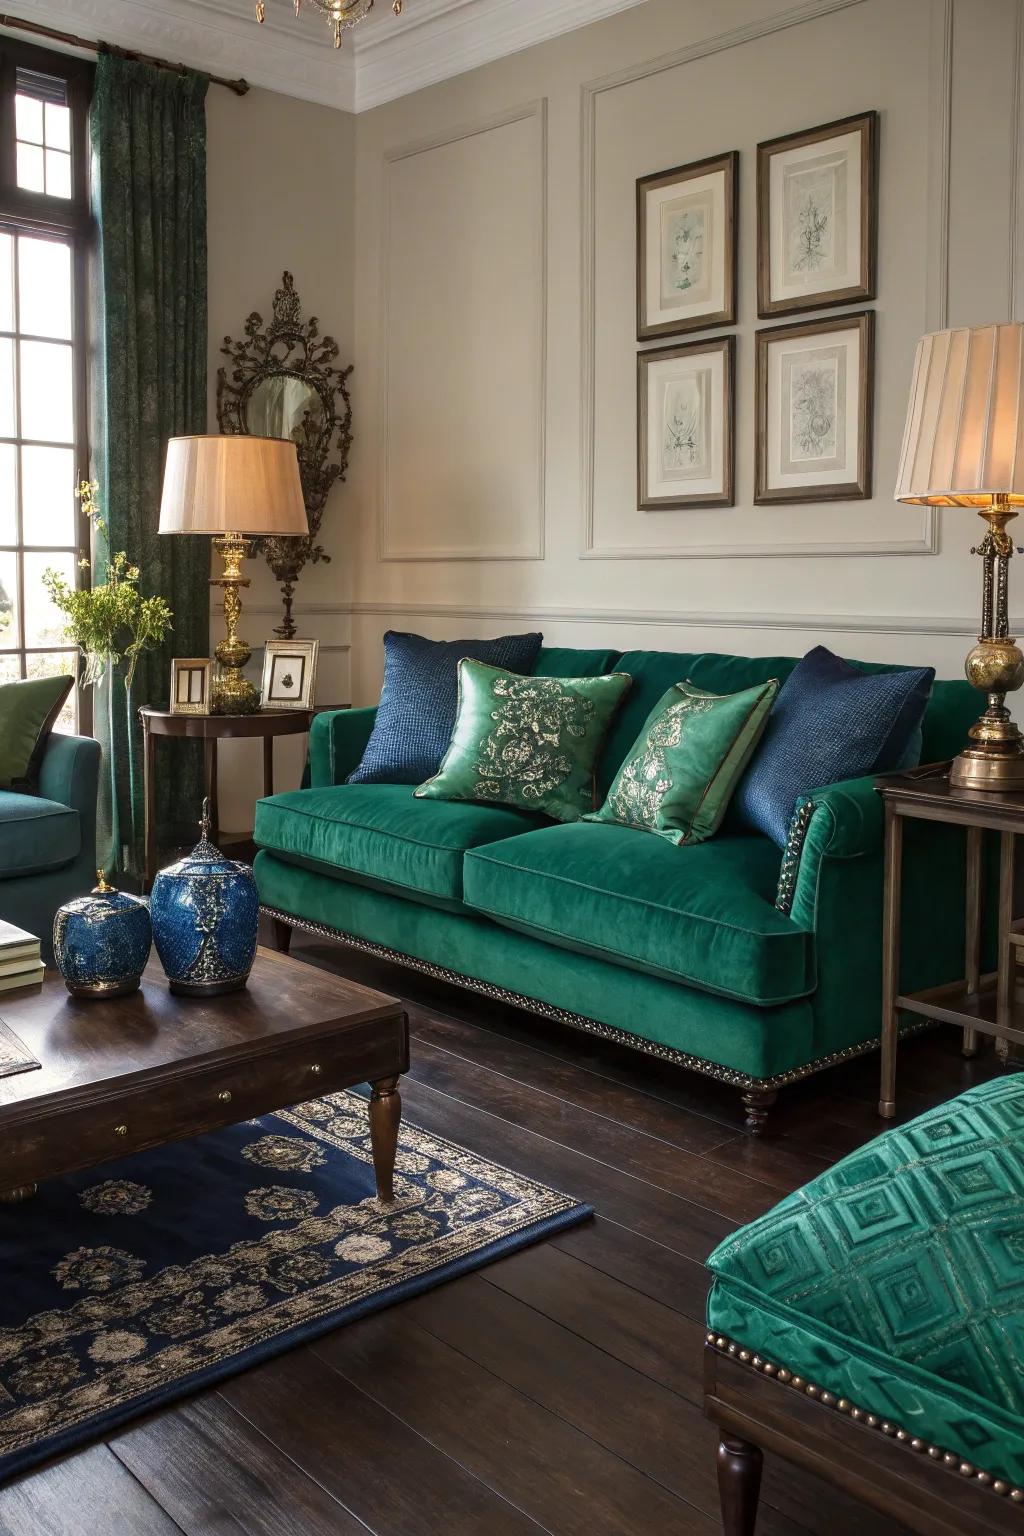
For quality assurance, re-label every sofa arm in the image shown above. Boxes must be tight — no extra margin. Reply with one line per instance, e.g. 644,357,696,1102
309,707,378,787
37,732,101,872
776,774,881,928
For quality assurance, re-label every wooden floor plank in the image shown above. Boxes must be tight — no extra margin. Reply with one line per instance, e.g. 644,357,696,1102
110,1395,371,1536
217,1347,545,1536
313,1307,720,1536
0,1443,184,1536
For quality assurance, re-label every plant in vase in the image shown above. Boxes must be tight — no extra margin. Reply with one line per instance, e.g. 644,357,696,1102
42,479,172,996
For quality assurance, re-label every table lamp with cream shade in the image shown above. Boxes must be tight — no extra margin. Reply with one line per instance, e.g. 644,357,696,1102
896,322,1024,790
159,435,307,715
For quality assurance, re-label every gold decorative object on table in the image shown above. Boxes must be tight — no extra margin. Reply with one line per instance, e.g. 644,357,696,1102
158,436,307,715
896,322,1024,790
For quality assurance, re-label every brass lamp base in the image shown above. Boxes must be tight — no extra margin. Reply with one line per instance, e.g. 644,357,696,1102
953,500,1024,792
210,532,261,716
950,740,1024,791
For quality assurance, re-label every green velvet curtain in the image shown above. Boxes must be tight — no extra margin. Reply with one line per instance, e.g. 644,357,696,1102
90,51,209,875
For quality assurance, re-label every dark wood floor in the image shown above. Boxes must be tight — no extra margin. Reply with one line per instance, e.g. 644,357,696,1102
0,932,1006,1536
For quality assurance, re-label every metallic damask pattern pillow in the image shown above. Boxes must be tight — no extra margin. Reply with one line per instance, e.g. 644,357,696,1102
415,660,632,823
584,678,778,846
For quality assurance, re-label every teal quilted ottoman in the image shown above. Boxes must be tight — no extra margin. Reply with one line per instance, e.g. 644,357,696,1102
704,1076,1024,1533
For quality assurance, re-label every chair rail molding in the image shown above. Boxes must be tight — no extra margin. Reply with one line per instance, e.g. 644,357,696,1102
578,0,949,562
377,98,548,563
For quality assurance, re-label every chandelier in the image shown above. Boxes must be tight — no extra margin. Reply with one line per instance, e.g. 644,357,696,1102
255,0,403,50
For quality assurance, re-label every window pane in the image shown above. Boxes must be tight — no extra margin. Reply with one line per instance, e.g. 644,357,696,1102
23,550,73,647
44,102,70,152
19,341,73,443
18,238,71,340
15,94,43,145
0,551,18,649
16,141,44,194
0,339,14,437
0,234,12,332
0,654,19,684
21,446,74,546
0,445,15,544
25,650,77,730
44,149,71,201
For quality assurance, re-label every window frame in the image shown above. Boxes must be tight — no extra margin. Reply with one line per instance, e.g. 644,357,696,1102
0,35,93,732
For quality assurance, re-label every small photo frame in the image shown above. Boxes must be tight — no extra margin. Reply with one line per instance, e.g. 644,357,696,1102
261,639,318,710
636,151,738,341
755,311,874,504
170,658,211,715
757,111,877,317
638,335,735,510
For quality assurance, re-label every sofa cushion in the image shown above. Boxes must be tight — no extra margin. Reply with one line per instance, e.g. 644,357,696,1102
0,791,80,878
706,1075,1024,1488
463,821,813,1005
254,785,547,912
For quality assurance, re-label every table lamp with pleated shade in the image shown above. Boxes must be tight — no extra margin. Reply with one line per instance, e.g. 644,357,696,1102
159,436,307,715
896,322,1024,790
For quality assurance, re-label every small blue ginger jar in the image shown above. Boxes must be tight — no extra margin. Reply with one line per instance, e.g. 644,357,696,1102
53,872,152,999
150,801,259,996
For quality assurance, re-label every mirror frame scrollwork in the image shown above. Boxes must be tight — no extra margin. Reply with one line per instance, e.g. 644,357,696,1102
216,271,353,639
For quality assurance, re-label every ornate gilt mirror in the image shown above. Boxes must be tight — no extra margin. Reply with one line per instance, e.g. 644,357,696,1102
216,272,353,639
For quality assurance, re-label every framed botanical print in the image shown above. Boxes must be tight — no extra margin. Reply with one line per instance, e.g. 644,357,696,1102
755,311,874,504
638,335,735,510
636,151,738,341
261,639,318,710
757,111,877,317
169,658,211,715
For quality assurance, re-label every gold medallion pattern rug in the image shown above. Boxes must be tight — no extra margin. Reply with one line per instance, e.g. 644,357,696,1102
0,1088,590,1482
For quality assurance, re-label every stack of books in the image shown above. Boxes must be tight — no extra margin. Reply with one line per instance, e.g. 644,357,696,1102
0,920,44,992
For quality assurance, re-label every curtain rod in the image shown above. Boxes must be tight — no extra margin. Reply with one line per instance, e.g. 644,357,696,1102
0,14,251,95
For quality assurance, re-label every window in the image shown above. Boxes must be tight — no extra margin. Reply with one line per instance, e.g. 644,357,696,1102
0,38,92,729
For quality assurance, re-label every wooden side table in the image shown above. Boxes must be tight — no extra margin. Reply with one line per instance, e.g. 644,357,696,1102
140,706,347,889
877,761,1024,1119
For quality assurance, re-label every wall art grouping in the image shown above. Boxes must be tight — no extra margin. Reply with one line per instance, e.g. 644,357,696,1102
636,110,878,510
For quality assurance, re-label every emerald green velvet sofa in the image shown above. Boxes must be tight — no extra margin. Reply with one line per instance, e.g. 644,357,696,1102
253,645,979,1131
704,1075,1024,1532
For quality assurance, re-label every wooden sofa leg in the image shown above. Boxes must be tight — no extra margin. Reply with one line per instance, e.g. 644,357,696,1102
271,918,292,955
717,1435,763,1536
741,1088,777,1136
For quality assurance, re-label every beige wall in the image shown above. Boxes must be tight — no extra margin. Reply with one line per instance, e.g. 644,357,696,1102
205,85,355,829
348,0,1024,704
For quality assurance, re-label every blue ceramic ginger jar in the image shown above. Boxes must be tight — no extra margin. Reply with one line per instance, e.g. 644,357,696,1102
53,873,152,999
150,803,258,996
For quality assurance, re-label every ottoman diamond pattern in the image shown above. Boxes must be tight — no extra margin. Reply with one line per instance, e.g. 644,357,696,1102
707,1075,1024,1485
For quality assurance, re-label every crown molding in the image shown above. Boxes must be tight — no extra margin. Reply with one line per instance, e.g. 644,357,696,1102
0,0,652,112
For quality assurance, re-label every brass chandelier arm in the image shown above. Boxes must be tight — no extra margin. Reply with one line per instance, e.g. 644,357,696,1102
254,0,403,49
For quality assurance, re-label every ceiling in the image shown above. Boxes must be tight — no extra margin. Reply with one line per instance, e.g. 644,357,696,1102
3,0,652,112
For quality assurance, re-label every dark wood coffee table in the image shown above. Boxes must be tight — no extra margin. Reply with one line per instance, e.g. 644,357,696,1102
0,947,408,1204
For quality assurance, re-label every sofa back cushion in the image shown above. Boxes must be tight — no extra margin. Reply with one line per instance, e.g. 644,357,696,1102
597,649,976,797
534,646,620,678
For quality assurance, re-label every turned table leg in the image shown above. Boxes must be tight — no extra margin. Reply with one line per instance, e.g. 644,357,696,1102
741,1088,777,1136
717,1435,763,1536
369,1075,402,1203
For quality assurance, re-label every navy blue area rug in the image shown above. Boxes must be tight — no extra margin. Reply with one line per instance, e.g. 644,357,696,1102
0,1089,590,1483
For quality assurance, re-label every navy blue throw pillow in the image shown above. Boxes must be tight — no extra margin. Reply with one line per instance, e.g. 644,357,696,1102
348,630,544,785
733,646,935,848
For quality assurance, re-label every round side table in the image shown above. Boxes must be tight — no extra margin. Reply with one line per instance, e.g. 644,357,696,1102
139,707,332,889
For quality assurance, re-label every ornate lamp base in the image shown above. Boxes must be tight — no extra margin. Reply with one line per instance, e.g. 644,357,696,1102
210,532,261,716
954,501,1024,793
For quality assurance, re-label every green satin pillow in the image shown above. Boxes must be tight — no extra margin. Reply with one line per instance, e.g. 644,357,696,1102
415,659,632,823
584,678,778,846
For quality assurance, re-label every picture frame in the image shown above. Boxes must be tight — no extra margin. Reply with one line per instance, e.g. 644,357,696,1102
638,335,735,510
636,151,738,341
169,658,212,716
754,311,874,504
261,639,318,711
756,111,877,318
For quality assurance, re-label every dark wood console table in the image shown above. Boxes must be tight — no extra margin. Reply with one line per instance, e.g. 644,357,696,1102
876,761,1024,1120
140,706,347,888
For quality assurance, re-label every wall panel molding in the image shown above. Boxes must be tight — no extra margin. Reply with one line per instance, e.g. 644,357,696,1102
578,0,943,560
347,598,994,639
377,100,547,563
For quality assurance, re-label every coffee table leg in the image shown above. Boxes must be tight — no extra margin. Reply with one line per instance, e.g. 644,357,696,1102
369,1075,402,1203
